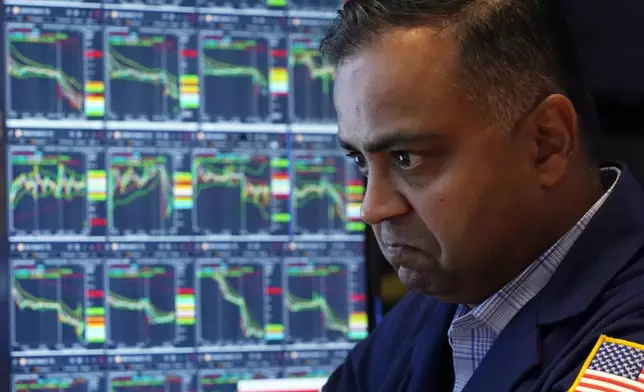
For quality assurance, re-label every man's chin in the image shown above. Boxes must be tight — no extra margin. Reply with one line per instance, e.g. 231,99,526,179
397,266,432,293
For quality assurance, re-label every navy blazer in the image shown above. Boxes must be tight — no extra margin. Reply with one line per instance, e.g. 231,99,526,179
323,163,644,392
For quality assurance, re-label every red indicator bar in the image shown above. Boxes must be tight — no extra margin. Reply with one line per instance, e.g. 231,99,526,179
86,50,103,58
182,49,198,58
178,288,195,295
271,49,287,57
90,218,106,227
87,290,104,298
266,287,283,295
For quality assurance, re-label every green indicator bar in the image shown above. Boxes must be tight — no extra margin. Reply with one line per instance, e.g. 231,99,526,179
176,295,195,306
14,270,31,279
109,270,125,278
11,156,29,164
86,84,104,93
60,268,73,275
45,272,60,279
177,318,196,326
271,158,290,168
87,307,105,316
272,213,291,223
349,331,369,340
180,94,200,109
347,222,366,231
268,0,287,6
85,106,105,117
348,185,365,193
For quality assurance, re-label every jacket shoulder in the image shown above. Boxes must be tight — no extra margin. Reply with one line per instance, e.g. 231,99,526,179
322,292,443,391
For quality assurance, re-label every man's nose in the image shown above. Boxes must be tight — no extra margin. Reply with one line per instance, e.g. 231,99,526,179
360,173,410,225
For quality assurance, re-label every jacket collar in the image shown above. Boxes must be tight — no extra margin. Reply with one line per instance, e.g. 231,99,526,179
538,162,644,325
461,163,644,392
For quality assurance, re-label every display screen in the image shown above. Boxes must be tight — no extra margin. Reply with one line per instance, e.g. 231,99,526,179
1,0,370,390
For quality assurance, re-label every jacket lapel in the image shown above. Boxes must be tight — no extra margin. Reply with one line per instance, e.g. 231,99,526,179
462,164,644,392
405,301,457,392
460,295,540,392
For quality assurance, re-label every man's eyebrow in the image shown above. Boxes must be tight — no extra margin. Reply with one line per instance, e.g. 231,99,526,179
338,132,444,153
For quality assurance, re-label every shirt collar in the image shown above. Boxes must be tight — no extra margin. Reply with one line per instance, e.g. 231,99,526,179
450,166,622,335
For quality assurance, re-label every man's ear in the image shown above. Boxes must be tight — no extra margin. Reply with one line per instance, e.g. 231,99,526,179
529,94,578,188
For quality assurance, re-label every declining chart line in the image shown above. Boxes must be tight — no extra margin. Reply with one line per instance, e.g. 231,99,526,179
286,291,349,335
294,161,345,221
202,38,269,93
8,43,84,111
110,156,173,219
12,280,85,339
107,292,175,325
107,42,179,102
203,269,264,339
10,159,87,209
194,156,271,219
291,45,335,95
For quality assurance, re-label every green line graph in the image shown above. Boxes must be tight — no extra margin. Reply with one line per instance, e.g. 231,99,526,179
293,159,345,221
193,155,271,220
107,292,175,325
286,291,349,335
202,36,269,92
290,40,334,95
12,279,85,339
109,154,173,217
107,33,179,102
198,267,264,339
8,34,84,111
10,153,87,207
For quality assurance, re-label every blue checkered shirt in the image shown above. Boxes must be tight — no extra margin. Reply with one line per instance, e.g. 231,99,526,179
448,166,622,392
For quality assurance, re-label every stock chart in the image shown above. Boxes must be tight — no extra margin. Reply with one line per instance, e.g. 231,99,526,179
192,152,287,236
11,256,105,351
191,132,290,237
287,0,340,12
199,16,288,125
108,371,196,392
198,0,286,11
284,242,368,344
197,261,265,344
9,149,88,236
292,133,365,237
198,369,281,392
106,28,199,123
5,23,105,123
106,255,195,348
3,3,368,390
289,34,336,124
108,151,176,236
195,242,284,347
104,0,196,7
13,373,105,392
285,261,349,343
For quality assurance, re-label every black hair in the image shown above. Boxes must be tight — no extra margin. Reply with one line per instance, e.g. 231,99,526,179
320,0,600,160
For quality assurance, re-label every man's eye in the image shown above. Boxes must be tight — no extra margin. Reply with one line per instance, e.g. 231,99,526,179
393,152,422,170
347,152,366,168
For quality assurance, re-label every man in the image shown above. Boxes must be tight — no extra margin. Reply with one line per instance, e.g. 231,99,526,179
320,0,644,391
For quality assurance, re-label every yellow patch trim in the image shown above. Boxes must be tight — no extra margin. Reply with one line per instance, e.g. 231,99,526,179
568,335,644,392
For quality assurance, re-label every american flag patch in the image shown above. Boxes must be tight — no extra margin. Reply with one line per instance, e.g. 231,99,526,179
570,335,644,392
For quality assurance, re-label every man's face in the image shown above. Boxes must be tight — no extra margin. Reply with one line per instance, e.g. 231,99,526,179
335,28,546,304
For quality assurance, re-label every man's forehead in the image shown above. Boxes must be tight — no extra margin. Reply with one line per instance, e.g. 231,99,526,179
334,29,459,117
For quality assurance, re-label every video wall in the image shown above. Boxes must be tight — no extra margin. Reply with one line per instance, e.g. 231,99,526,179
1,0,369,391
